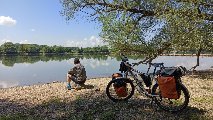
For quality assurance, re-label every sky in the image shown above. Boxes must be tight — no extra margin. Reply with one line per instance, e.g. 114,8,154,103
0,0,104,47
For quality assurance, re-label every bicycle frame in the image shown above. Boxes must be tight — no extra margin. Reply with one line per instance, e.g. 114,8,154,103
121,62,163,98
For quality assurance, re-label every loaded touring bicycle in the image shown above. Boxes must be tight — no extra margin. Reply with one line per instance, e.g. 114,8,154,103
106,55,190,112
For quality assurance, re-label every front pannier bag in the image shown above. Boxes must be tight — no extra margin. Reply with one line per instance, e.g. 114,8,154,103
113,80,128,97
157,76,180,99
112,73,128,97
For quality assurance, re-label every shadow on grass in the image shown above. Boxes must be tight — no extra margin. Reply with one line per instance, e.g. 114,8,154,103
80,84,95,89
189,74,213,80
187,69,213,79
0,91,211,120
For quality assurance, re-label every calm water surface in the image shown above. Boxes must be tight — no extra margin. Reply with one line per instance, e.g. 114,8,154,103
0,55,213,88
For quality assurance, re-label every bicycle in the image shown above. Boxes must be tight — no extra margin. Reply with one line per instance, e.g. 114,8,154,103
106,55,190,112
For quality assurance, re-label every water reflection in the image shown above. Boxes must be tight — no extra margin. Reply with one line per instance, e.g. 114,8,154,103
82,59,110,69
0,54,109,67
153,56,213,70
0,80,19,88
0,55,213,88
0,54,115,88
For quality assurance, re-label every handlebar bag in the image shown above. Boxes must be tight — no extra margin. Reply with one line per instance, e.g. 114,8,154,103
119,62,128,72
157,76,180,99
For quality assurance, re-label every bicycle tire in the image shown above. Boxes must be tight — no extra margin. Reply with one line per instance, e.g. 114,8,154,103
106,78,135,102
152,83,190,112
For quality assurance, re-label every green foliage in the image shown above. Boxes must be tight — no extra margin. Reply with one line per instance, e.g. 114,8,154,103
60,0,213,63
0,42,110,55
1,42,17,54
82,45,109,54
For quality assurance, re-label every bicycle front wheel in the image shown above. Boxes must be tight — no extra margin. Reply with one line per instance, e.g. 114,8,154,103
106,78,135,102
152,83,190,112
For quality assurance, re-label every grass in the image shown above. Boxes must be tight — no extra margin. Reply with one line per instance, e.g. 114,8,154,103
187,114,213,120
193,97,213,103
0,113,42,120
99,110,116,120
200,86,212,91
0,76,212,120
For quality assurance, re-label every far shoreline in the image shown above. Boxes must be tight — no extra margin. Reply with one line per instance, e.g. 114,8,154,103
161,53,213,57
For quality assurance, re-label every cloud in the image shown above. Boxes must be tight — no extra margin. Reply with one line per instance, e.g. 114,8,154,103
19,40,30,44
0,39,31,45
65,36,107,48
1,38,11,43
31,29,35,32
0,16,17,26
81,59,109,69
0,38,11,45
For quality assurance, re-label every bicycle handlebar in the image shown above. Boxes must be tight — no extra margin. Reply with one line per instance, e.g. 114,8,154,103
120,54,164,73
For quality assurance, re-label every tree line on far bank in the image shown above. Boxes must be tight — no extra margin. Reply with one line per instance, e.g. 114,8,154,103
0,42,109,55
1,42,212,56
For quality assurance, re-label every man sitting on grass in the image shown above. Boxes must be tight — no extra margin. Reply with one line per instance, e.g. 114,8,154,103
67,58,87,90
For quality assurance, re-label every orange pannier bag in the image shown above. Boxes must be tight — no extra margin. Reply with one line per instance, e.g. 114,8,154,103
114,86,128,97
112,73,128,97
157,76,180,99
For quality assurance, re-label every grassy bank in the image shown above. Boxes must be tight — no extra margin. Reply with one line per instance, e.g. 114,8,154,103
0,76,213,120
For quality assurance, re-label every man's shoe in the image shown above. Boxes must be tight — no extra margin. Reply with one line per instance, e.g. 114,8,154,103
75,84,81,90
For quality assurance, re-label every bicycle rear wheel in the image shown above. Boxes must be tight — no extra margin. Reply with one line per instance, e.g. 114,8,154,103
106,78,135,102
152,83,190,112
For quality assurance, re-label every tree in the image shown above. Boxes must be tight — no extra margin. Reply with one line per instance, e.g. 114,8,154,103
170,22,213,70
40,45,53,54
1,42,17,54
60,0,213,68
